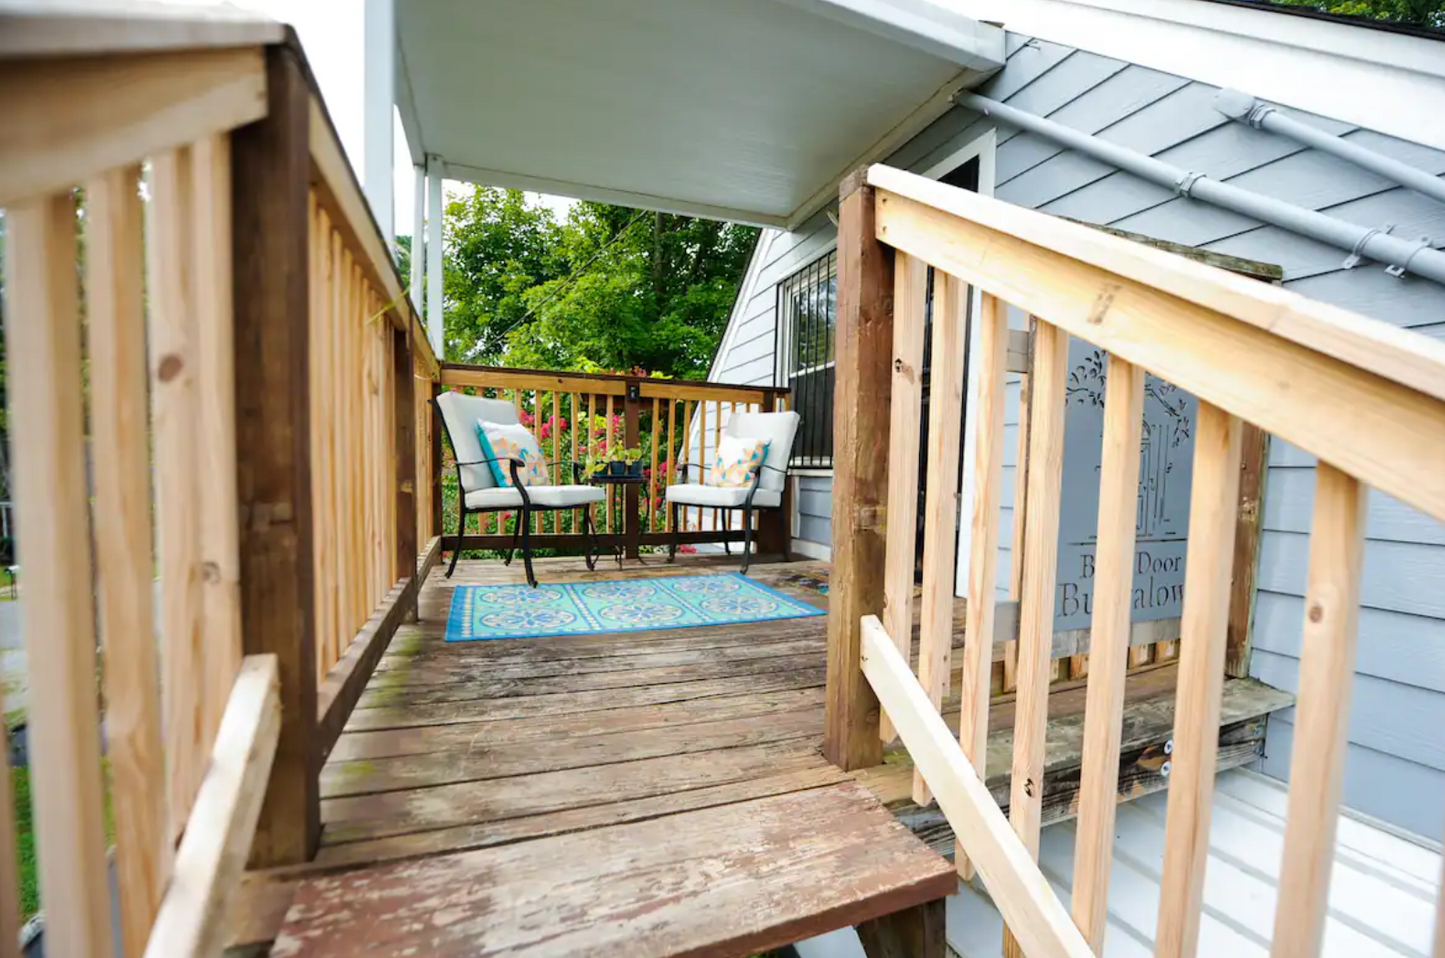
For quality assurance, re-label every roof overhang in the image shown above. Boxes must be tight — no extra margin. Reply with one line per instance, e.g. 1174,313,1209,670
396,0,1005,228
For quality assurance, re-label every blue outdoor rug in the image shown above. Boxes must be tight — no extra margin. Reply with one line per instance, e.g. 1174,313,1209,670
444,573,824,642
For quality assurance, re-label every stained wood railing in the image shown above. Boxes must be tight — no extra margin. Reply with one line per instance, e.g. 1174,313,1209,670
0,20,440,958
827,164,1445,958
435,364,790,558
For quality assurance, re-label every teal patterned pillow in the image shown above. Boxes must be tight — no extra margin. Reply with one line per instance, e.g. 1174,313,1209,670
475,421,549,487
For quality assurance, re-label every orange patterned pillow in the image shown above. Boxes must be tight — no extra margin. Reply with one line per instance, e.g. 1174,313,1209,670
709,435,770,488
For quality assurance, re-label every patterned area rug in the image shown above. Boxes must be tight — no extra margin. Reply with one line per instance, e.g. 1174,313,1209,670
444,573,824,642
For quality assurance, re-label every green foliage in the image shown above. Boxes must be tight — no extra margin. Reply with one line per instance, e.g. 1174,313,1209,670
12,765,36,920
440,189,759,378
394,233,412,292
1268,0,1444,26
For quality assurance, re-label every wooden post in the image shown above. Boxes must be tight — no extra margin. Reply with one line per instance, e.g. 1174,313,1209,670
230,43,319,867
824,169,893,771
393,327,418,617
756,389,791,557
625,386,642,559
431,379,445,540
856,898,946,958
1225,424,1269,677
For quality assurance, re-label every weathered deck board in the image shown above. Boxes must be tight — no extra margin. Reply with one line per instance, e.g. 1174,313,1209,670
329,686,827,762
321,707,824,797
354,650,826,708
312,765,852,869
275,784,957,958
343,667,829,731
320,739,832,844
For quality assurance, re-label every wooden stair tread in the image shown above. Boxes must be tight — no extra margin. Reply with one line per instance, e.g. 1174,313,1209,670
270,781,956,958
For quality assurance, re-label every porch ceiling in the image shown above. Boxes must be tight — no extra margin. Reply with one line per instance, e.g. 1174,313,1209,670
396,0,1005,228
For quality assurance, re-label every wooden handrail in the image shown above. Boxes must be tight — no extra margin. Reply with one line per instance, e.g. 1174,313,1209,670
832,163,1445,958
434,365,792,557
143,655,281,958
307,90,438,381
440,362,788,403
868,164,1445,523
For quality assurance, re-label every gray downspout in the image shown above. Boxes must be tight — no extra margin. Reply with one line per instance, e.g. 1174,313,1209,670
953,91,1445,285
1214,88,1445,208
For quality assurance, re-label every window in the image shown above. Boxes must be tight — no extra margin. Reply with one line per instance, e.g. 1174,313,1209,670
775,250,836,468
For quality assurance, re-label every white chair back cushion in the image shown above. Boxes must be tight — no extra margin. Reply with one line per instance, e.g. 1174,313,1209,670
725,410,799,492
436,392,518,493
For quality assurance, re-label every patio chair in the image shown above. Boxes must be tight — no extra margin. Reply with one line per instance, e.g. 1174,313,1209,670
432,392,604,587
665,410,799,575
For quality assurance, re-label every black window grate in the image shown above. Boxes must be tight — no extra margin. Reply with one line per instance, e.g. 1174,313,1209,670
774,250,837,468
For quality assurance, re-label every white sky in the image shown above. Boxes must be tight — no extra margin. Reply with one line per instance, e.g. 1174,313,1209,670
161,0,573,235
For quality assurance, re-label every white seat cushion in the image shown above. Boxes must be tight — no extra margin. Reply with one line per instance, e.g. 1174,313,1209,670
464,484,605,510
664,484,781,509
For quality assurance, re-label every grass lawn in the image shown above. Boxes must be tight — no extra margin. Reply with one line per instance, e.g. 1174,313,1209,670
11,765,36,920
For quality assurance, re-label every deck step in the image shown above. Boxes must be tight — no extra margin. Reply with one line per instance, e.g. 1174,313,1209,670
269,781,956,958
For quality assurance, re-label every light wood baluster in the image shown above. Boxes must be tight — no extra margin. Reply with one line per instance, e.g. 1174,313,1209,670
667,398,679,531
1002,318,1069,958
651,396,661,532
1269,463,1368,958
606,394,615,534
192,133,244,730
571,392,581,531
956,291,1009,880
1070,354,1146,952
914,271,966,805
1155,402,1244,958
149,146,209,839
6,190,116,958
86,164,169,957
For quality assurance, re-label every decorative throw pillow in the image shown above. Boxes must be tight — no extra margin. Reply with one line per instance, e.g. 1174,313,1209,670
476,420,549,488
709,435,770,488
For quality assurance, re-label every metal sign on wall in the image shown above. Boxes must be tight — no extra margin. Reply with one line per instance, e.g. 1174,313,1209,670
1054,339,1198,631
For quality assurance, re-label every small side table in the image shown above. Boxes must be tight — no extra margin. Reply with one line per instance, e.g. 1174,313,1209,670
588,473,647,568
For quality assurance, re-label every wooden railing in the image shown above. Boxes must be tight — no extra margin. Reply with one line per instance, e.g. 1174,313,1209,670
826,164,1445,958
435,364,790,557
0,24,440,958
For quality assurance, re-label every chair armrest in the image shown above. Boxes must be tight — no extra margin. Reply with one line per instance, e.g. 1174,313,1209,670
672,462,706,483
544,460,588,485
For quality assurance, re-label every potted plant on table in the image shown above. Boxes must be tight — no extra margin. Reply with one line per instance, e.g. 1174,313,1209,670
622,447,645,477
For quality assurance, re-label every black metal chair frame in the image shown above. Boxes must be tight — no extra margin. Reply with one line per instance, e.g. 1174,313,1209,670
666,462,787,575
431,399,601,588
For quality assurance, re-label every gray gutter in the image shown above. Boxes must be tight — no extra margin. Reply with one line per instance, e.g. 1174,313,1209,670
1214,88,1445,207
954,91,1445,285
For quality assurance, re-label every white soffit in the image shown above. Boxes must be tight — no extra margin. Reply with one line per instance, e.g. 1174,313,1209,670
397,0,1004,227
955,0,1445,154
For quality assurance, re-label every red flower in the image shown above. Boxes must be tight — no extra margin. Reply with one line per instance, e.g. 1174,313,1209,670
519,410,535,427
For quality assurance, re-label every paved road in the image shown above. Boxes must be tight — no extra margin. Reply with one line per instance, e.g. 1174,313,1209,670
1,599,25,720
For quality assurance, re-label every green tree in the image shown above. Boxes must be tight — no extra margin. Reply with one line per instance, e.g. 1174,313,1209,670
1270,0,1444,26
440,188,758,378
442,187,565,363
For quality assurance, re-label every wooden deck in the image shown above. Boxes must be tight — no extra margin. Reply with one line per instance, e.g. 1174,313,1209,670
249,554,954,958
232,553,1292,957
